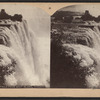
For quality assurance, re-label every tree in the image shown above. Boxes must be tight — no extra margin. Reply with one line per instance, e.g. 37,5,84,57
63,16,73,23
81,10,94,21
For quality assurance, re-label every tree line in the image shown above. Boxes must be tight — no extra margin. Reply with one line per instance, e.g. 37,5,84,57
52,10,100,23
0,9,22,22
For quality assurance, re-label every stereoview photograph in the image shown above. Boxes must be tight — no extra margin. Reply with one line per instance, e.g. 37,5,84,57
0,4,50,88
51,4,100,88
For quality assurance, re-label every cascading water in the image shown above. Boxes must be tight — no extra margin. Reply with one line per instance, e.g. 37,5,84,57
0,19,49,87
51,22,100,88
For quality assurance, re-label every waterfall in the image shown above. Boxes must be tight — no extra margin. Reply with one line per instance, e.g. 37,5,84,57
51,23,100,88
62,26,100,88
0,19,49,87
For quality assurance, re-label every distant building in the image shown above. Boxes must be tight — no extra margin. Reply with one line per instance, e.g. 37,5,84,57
72,15,83,23
73,15,82,20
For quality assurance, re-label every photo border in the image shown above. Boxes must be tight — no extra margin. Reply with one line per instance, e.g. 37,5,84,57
0,1,99,98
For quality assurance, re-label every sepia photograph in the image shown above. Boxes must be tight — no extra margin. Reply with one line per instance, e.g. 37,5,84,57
0,2,100,97
0,4,50,88
51,4,100,88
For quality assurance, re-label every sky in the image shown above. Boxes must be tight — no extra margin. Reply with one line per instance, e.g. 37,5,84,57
0,4,50,37
0,4,47,19
59,4,100,17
